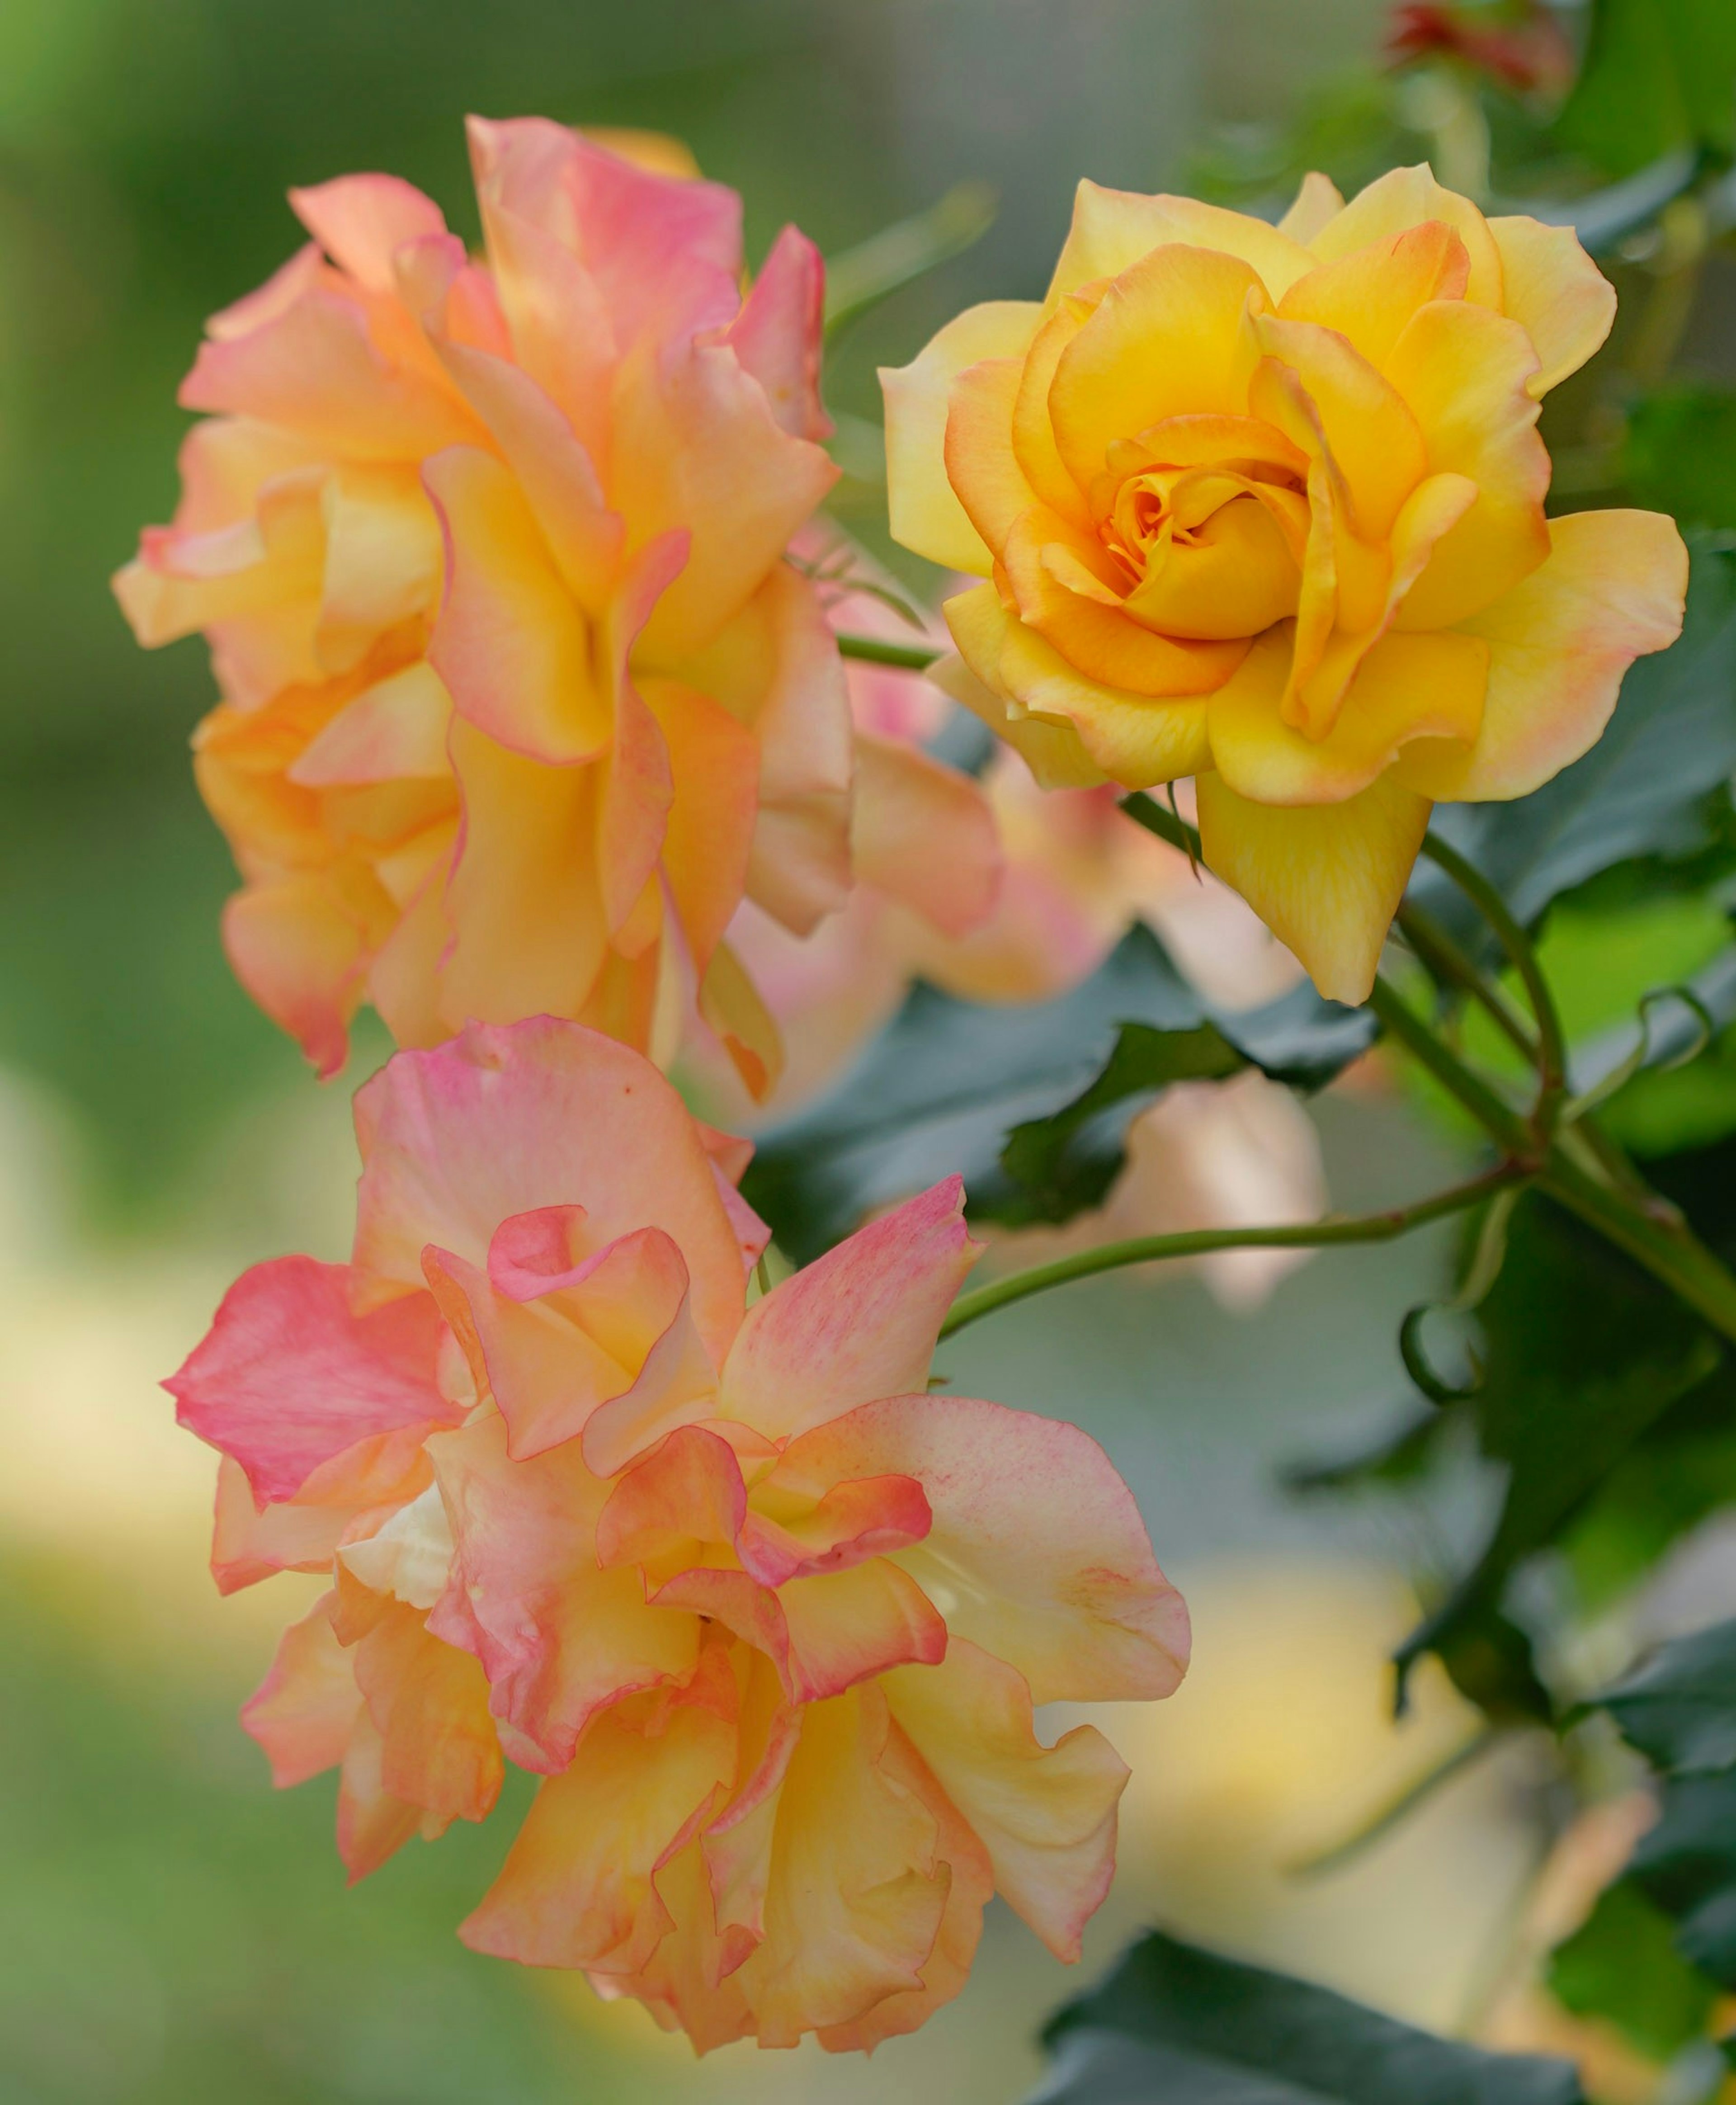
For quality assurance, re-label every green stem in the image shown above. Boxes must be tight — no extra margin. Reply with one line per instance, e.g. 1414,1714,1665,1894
939,1165,1526,1340
1364,975,1538,1162
1417,833,1569,1125
835,632,942,671
1396,900,1539,1065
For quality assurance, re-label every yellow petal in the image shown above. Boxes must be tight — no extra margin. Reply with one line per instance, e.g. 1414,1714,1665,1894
437,720,609,1032
1308,164,1504,310
882,1639,1128,1964
1394,509,1689,802
1208,624,1488,805
943,355,1035,563
1049,245,1265,493
1012,302,1094,527
739,1685,947,2048
1048,181,1317,306
698,938,783,1102
461,1690,735,1972
1196,767,1432,1002
1278,219,1470,373
424,445,610,764
1384,299,1550,632
936,587,1106,791
1278,170,1345,245
881,300,1043,574
1253,312,1426,539
1486,214,1617,398
997,607,1215,789
1001,506,1249,698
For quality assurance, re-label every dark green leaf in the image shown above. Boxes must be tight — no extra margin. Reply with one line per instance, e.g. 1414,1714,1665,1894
1599,1617,1736,1776
996,1017,1246,1225
743,923,1373,1261
1548,1882,1719,2063
1396,1198,1721,1712
1629,1770,1736,1986
1420,538,1736,949
1554,0,1736,176
1028,1929,1585,2105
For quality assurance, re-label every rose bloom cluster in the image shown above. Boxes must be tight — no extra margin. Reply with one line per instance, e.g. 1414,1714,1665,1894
170,1018,1187,2050
124,112,1689,2062
885,165,1689,1000
115,122,989,1094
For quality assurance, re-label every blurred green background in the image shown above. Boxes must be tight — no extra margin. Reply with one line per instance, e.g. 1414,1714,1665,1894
7,1,1735,2099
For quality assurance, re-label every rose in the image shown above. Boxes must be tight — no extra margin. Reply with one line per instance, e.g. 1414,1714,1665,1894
170,1016,1187,2051
117,121,982,1094
882,164,1689,1001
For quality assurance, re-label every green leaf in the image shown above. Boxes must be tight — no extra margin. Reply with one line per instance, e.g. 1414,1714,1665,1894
1421,537,1736,949
1553,0,1736,176
1549,1882,1719,2063
1396,1198,1722,1712
1599,1617,1736,1776
1628,1770,1736,1986
1623,387,1736,533
742,923,1373,1261
1028,1929,1586,2105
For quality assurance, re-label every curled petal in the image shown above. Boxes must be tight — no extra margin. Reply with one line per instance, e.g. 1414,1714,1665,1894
351,1017,752,1363
1487,214,1615,398
165,1255,452,1507
461,1680,736,1973
290,173,449,293
725,224,831,443
883,1638,1128,1962
1047,182,1316,305
430,1412,702,1769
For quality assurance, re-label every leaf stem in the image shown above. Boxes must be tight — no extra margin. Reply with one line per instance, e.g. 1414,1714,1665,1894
835,632,943,671
1416,833,1569,1127
1395,899,1539,1065
938,1165,1528,1340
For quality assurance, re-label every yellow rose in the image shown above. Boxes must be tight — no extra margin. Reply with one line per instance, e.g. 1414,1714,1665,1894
882,165,1689,1001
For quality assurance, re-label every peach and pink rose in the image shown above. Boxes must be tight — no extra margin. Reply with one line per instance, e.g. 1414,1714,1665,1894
117,121,980,1094
168,1017,1187,2051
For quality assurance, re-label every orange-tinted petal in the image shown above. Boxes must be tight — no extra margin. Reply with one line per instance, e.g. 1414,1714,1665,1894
1395,508,1688,802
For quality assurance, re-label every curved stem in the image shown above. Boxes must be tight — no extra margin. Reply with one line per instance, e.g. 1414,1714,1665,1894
1396,900,1539,1065
939,1165,1526,1340
835,632,942,671
1418,834,1568,1127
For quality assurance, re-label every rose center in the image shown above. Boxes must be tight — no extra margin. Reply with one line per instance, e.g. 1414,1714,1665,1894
1094,451,1308,644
